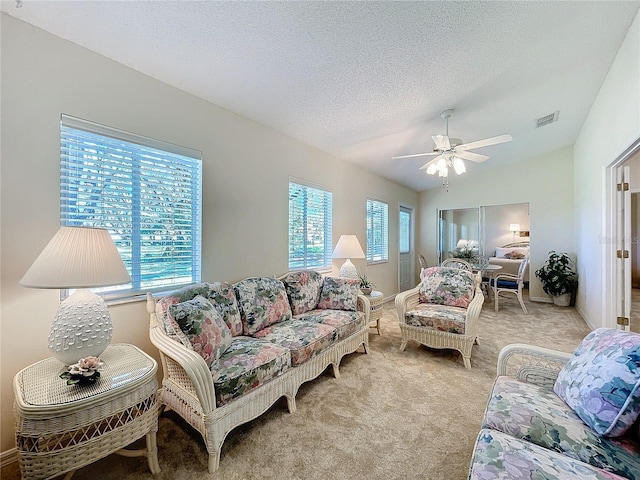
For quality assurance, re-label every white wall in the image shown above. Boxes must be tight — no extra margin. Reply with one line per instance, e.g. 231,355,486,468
417,146,574,301
0,15,417,453
484,203,530,256
573,10,640,329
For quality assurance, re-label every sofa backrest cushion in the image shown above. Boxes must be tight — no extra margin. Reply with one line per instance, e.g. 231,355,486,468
156,283,212,348
317,277,360,311
419,267,475,308
553,328,640,437
281,270,324,315
206,282,243,336
167,295,233,367
234,277,292,335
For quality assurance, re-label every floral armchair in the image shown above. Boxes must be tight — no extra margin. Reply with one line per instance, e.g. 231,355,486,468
395,266,484,368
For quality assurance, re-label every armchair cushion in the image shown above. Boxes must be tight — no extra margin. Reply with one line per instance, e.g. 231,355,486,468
405,303,467,334
234,277,292,335
419,267,475,308
317,277,360,311
281,270,323,315
553,328,640,437
168,295,233,367
483,376,640,479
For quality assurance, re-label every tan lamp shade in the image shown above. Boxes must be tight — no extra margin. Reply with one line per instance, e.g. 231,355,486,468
20,226,131,289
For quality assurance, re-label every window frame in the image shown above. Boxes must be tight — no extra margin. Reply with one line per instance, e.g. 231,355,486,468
366,198,389,265
60,114,203,301
288,178,333,271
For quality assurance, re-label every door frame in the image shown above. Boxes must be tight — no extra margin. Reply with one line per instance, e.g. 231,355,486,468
398,203,415,292
605,137,640,330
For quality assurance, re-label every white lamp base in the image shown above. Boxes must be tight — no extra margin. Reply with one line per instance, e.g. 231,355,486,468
339,259,359,279
48,289,112,365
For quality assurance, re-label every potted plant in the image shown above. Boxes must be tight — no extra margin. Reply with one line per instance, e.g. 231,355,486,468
358,272,375,295
534,251,578,306
452,240,479,262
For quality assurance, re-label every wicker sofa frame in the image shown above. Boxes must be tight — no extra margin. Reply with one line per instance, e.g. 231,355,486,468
146,289,370,473
395,272,484,369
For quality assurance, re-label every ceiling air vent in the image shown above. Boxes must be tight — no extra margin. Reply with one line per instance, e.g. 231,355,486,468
536,111,559,128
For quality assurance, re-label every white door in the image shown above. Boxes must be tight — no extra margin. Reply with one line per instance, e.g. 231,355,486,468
616,166,632,331
399,206,414,291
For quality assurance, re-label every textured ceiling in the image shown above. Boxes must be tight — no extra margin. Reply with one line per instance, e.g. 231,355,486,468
2,0,639,191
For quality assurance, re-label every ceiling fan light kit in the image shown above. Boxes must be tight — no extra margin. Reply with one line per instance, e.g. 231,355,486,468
392,108,512,188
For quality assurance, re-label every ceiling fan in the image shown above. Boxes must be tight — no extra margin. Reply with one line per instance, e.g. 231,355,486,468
392,109,512,179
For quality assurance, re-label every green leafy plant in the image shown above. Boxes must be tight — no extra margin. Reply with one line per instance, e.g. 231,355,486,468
535,251,578,296
358,271,375,289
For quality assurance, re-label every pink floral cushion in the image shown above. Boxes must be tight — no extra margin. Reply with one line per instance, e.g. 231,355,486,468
168,295,233,367
234,277,292,335
317,277,360,311
206,282,243,336
281,270,323,315
419,267,474,308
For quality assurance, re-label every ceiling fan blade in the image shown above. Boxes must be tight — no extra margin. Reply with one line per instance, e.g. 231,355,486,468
391,151,440,160
456,134,512,151
419,155,443,170
454,150,490,163
432,135,451,151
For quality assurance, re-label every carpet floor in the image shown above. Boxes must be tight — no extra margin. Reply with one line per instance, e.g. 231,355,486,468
2,292,591,480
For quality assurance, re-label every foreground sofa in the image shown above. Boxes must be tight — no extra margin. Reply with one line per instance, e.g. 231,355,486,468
147,270,370,472
469,329,640,479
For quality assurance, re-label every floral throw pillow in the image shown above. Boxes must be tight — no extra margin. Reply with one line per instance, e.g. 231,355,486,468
553,328,640,437
317,277,359,311
419,267,474,308
234,277,292,335
156,283,211,349
168,295,233,367
281,270,324,315
206,282,243,336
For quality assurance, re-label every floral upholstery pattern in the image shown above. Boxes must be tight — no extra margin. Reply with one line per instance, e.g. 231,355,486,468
281,270,323,315
168,296,233,367
483,376,640,479
404,303,467,334
317,277,359,311
294,309,365,341
212,336,291,406
252,319,337,366
234,277,292,335
553,328,640,437
206,282,243,336
469,429,627,480
156,283,212,348
419,267,475,308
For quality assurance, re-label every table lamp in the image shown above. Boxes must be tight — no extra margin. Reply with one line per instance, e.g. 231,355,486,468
332,234,365,278
20,226,131,365
509,223,520,241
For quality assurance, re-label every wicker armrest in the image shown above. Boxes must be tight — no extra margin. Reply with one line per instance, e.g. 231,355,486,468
147,293,217,413
357,294,371,324
497,343,573,389
395,286,421,323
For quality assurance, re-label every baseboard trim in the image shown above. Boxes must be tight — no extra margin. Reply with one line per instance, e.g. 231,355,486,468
1,448,18,467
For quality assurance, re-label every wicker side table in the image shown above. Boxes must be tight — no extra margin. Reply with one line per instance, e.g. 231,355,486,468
13,343,160,480
366,290,384,334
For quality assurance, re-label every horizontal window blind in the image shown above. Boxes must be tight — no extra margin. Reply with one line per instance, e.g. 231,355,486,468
366,199,388,263
288,181,332,270
60,115,202,297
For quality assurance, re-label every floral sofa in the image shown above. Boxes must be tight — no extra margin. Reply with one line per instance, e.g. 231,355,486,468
395,266,484,369
469,328,640,479
146,271,370,473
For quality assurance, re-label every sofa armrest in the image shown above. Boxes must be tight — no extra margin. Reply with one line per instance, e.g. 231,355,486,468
357,294,371,324
147,292,218,414
497,343,572,389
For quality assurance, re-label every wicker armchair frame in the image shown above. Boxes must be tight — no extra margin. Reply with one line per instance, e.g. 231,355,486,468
147,290,370,473
395,272,484,369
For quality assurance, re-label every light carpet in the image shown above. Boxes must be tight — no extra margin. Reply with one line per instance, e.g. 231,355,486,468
2,293,591,480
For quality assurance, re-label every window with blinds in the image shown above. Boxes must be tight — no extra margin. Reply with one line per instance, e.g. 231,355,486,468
288,180,332,270
60,114,202,298
366,198,388,264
